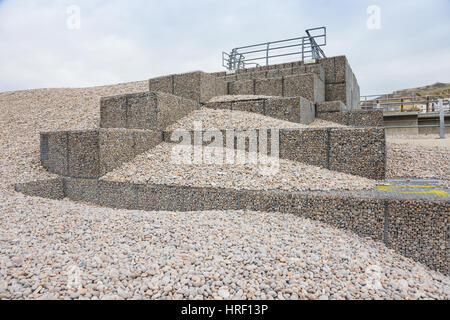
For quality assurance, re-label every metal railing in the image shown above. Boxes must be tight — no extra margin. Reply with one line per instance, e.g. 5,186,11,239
222,27,327,71
362,98,449,138
361,94,450,113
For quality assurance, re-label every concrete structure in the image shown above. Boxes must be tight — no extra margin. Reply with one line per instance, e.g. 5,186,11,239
383,112,450,136
204,96,315,125
41,129,163,178
17,54,450,276
148,71,226,104
100,91,198,130
213,56,360,110
15,178,449,276
317,101,384,127
164,127,386,180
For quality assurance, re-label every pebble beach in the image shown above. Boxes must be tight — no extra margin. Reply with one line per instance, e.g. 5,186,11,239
0,84,449,300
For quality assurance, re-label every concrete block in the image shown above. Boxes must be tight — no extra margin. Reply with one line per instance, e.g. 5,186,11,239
317,109,384,128
239,191,287,213
101,91,198,130
14,179,65,200
232,100,264,114
97,181,137,210
305,64,325,82
148,75,173,94
326,83,347,104
156,92,198,130
265,97,315,124
318,57,336,83
229,80,254,95
137,184,184,212
65,178,98,203
99,129,135,175
279,129,328,168
133,130,164,155
346,110,384,127
334,56,348,84
255,78,283,96
215,78,228,96
100,95,127,128
126,92,158,129
99,129,162,175
329,128,386,180
387,200,449,275
68,131,100,178
183,187,240,211
149,71,220,103
284,73,325,103
174,71,216,103
316,101,346,113
41,131,68,176
279,193,309,217
308,196,385,241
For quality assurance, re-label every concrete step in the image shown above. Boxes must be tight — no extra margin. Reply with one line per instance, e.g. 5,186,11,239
14,177,449,276
204,96,315,125
100,91,198,130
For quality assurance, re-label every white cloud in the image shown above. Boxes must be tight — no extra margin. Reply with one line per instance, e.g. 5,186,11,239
0,0,449,94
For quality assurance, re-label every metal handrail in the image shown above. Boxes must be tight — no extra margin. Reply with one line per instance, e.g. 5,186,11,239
222,27,327,70
361,95,450,113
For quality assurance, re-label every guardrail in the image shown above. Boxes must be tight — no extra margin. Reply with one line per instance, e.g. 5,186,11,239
364,99,449,138
222,27,327,71
361,95,450,113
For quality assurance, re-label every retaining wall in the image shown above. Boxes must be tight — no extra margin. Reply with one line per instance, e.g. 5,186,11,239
204,96,315,125
100,91,198,130
41,129,163,178
40,130,100,178
164,127,386,180
212,56,360,110
14,178,449,275
148,71,227,103
226,73,325,104
214,64,325,83
316,101,384,127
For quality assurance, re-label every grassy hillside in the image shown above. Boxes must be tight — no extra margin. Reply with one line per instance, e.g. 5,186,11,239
386,82,450,100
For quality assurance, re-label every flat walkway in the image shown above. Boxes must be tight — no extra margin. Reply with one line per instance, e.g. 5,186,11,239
376,179,449,200
387,137,450,148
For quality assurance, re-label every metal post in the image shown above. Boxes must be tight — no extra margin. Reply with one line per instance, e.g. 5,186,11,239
302,38,305,61
439,99,445,139
266,43,270,66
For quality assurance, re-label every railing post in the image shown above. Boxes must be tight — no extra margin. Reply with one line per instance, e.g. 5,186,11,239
266,43,270,66
426,96,430,113
302,38,305,61
439,99,445,139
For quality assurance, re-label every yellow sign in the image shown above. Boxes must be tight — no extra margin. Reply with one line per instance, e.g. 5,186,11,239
377,185,449,198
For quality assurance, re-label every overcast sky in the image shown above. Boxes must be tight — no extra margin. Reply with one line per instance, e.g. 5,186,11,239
0,0,449,95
